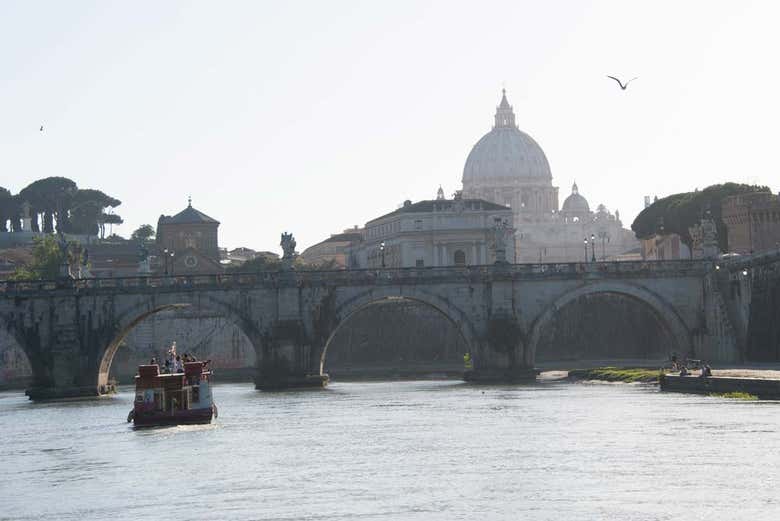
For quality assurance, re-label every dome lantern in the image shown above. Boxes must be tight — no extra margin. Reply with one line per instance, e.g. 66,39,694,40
494,88,516,129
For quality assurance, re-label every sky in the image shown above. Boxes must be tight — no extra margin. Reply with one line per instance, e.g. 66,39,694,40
1,1,779,253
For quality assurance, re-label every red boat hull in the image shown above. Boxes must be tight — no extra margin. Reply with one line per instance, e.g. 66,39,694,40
132,406,214,427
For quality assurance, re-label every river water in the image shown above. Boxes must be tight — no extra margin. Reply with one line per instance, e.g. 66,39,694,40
1,380,778,521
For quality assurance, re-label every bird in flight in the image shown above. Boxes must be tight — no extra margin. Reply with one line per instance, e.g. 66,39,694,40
40,125,44,132
606,75,638,90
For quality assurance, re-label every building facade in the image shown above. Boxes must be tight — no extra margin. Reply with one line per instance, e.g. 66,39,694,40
300,228,364,269
461,90,638,262
640,233,691,260
156,199,222,274
350,192,515,268
721,191,780,254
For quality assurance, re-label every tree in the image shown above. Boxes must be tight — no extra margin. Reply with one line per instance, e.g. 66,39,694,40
0,186,13,232
10,235,73,280
68,189,122,236
131,224,155,242
98,212,124,239
631,183,771,251
18,177,77,233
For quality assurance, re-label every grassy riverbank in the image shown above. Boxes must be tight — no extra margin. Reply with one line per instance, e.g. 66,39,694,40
568,367,661,383
709,391,758,400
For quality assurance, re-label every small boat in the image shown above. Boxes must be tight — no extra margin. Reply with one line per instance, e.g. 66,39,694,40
128,361,217,427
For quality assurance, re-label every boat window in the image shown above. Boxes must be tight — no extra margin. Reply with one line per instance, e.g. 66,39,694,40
193,386,200,403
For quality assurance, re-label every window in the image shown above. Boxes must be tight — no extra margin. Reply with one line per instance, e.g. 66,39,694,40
454,250,466,266
414,219,423,230
416,259,424,267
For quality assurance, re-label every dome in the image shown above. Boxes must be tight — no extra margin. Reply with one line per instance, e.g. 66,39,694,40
462,90,552,184
561,182,590,215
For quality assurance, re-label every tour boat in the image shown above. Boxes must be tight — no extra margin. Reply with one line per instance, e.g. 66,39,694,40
128,361,217,427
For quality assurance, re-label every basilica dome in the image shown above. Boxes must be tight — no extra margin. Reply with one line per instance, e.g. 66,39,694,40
561,182,590,215
462,90,552,184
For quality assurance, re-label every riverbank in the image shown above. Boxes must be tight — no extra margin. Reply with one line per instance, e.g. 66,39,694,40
567,367,661,383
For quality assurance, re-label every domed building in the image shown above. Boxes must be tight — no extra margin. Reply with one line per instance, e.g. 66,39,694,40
462,90,558,222
460,91,639,262
560,182,590,222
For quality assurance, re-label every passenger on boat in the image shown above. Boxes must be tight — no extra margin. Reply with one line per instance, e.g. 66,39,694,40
163,359,171,374
680,366,689,376
150,357,157,366
701,364,712,377
175,355,184,373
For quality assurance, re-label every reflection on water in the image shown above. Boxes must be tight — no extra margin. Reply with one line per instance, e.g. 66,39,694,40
1,381,779,520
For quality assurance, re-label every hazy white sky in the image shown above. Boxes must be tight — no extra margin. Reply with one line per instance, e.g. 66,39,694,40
2,1,778,252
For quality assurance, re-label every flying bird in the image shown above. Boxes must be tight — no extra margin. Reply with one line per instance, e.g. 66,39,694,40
606,75,638,90
40,125,44,132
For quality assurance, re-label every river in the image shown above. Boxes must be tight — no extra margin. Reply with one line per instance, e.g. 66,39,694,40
1,380,778,520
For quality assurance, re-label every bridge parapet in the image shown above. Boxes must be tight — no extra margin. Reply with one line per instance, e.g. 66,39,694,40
0,260,713,296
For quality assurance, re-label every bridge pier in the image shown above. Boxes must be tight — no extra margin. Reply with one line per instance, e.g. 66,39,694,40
255,320,329,391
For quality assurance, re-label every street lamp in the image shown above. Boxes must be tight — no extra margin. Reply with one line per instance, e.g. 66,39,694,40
163,248,175,275
590,234,596,262
380,241,386,268
583,237,589,263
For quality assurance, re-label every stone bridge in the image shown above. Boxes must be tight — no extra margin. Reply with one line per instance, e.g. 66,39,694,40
0,259,743,399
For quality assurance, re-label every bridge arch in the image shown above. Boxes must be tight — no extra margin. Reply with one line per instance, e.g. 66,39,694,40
527,281,692,365
97,293,263,393
317,287,479,375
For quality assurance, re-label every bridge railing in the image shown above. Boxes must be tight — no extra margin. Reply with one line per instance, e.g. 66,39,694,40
0,259,714,295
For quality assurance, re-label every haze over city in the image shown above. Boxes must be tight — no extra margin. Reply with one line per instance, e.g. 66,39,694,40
2,0,778,251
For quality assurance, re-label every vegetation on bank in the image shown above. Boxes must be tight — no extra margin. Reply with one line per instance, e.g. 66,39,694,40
10,235,83,280
568,367,662,383
709,391,758,400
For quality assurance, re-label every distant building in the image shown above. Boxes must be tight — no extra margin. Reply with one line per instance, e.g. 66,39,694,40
640,233,691,260
86,240,148,278
460,90,639,262
300,228,364,269
349,192,515,268
220,247,279,269
156,198,222,274
721,191,780,254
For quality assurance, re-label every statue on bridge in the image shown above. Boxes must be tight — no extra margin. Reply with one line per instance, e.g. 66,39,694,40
492,217,510,264
690,209,720,259
280,232,297,270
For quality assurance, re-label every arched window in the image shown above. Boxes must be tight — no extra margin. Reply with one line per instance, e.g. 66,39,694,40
454,250,466,266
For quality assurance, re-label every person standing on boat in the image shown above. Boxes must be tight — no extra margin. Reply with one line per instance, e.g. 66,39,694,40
167,341,178,371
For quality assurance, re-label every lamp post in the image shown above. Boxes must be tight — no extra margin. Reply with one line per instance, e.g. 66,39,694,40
590,234,596,262
583,237,589,263
163,248,175,275
380,241,386,268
